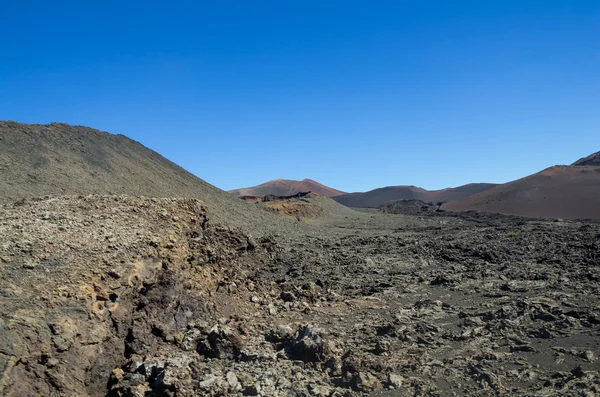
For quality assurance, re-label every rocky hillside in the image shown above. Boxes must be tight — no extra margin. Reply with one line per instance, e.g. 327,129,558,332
230,179,345,198
333,183,497,208
0,121,282,232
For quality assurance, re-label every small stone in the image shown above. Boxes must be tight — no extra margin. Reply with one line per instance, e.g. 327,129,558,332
388,373,403,388
196,324,244,359
111,368,125,381
352,371,381,392
375,339,390,354
276,377,292,389
238,372,254,388
309,383,333,396
584,350,596,362
267,324,293,344
23,260,38,269
287,324,331,362
571,366,585,378
243,383,260,396
261,384,276,395
199,374,219,389
226,371,241,391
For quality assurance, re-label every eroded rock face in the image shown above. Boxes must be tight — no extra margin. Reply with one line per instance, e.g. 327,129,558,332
0,196,277,396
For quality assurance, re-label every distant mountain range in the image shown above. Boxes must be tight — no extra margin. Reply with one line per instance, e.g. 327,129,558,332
4,121,597,221
232,151,600,220
229,178,345,198
332,183,498,208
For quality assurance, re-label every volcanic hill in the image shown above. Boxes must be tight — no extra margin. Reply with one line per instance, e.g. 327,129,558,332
0,121,279,230
229,178,345,198
573,150,600,166
444,160,600,220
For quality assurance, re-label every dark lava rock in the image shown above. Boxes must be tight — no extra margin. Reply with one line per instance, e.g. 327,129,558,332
196,324,244,359
286,325,331,362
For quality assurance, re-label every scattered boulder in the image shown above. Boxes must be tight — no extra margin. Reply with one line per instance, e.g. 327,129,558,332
196,324,244,359
226,371,242,392
286,325,331,362
351,371,381,392
388,373,404,388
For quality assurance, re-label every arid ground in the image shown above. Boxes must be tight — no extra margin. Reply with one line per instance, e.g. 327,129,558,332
0,123,599,396
1,193,599,396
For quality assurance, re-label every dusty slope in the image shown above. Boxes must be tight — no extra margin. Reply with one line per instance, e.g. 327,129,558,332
0,121,285,233
333,183,497,208
230,179,345,198
444,165,600,220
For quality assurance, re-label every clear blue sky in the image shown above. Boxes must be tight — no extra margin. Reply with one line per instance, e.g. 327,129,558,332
1,1,598,192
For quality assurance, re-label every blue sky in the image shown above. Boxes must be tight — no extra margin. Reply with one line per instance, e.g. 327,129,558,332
1,1,598,192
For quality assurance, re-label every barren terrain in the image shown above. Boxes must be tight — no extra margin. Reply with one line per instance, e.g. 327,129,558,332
0,123,599,396
1,194,599,396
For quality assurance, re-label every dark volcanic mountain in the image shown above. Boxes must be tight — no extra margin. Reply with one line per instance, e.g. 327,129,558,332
229,178,345,198
572,150,600,166
333,183,497,208
0,121,274,229
444,163,600,220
